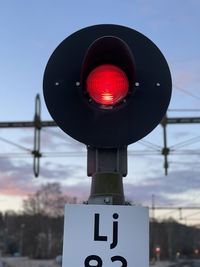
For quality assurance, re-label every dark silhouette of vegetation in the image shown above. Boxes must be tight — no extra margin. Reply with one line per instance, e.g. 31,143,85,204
0,183,200,260
0,182,77,258
150,219,200,260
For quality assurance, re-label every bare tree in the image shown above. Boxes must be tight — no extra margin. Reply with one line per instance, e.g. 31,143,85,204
23,182,76,217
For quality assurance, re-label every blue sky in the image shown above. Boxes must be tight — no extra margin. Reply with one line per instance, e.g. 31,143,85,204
0,1,200,222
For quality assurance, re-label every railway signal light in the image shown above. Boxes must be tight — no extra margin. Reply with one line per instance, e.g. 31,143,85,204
155,247,161,254
86,64,129,106
43,24,172,204
43,24,172,148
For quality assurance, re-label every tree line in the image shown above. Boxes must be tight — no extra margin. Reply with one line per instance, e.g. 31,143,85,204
0,182,200,260
0,182,76,258
150,219,200,260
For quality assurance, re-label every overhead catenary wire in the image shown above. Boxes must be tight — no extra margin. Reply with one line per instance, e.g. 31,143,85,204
149,206,200,222
0,153,31,158
42,127,69,142
0,136,32,152
173,84,200,101
170,135,200,149
170,150,200,155
182,211,200,220
0,93,200,178
0,149,175,159
169,109,200,112
156,209,179,220
137,139,162,150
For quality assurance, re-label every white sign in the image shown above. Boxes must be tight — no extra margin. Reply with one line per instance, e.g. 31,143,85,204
62,204,148,267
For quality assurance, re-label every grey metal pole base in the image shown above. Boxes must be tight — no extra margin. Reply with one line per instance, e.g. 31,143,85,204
88,172,125,205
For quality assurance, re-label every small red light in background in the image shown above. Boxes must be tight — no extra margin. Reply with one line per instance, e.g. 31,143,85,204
86,64,129,106
155,247,161,254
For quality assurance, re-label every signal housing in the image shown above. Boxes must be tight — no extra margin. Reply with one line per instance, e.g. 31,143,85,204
43,24,172,148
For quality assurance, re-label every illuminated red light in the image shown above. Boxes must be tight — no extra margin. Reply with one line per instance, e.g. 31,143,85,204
155,247,161,253
86,64,129,106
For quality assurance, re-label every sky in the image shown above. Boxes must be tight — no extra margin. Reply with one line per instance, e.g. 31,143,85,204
0,0,200,223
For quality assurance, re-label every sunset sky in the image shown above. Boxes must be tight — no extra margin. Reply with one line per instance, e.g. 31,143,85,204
0,1,200,222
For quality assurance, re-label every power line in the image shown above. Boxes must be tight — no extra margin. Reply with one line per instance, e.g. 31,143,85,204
0,153,31,158
170,136,200,149
169,109,200,112
0,136,32,152
138,139,162,150
1,94,200,177
42,128,68,142
173,84,200,101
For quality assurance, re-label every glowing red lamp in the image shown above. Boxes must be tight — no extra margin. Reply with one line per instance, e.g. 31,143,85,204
86,64,129,106
155,247,161,254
